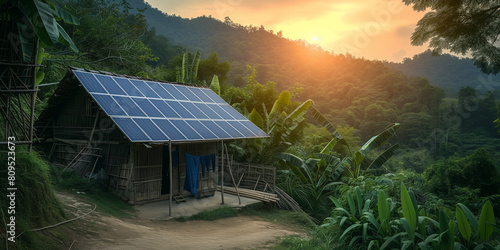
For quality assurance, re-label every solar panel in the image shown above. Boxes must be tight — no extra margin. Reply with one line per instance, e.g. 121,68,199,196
73,69,269,142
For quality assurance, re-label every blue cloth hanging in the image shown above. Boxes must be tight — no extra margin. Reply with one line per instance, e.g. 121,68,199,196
184,153,200,197
200,156,209,177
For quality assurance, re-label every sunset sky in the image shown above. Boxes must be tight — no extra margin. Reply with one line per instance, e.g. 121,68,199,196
145,0,429,62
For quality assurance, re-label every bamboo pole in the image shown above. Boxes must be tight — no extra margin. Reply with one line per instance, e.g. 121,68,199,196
221,140,224,204
225,145,241,205
169,140,172,217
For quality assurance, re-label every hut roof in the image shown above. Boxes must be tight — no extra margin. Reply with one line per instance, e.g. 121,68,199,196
37,68,268,143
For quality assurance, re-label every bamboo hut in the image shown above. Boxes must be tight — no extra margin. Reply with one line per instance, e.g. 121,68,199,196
35,68,269,213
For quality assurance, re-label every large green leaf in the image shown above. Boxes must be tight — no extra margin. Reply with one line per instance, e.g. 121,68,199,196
364,144,399,170
456,207,471,242
309,104,343,140
269,91,290,120
249,108,264,129
340,223,362,240
478,200,495,241
378,190,390,231
358,123,400,156
53,4,80,24
457,203,479,231
275,153,311,184
192,51,201,80
32,0,59,46
210,75,220,95
55,22,78,52
401,182,417,231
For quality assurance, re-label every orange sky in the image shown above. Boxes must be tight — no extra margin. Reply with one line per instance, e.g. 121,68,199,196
145,0,428,62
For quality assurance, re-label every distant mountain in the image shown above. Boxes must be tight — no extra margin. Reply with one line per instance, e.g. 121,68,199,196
384,50,500,97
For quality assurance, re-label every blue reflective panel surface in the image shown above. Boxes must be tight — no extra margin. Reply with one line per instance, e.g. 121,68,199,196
113,117,150,141
133,118,169,141
227,120,255,137
189,88,214,103
214,121,244,138
129,79,160,98
92,94,127,116
220,104,247,120
179,102,208,119
145,81,174,99
152,119,186,141
169,120,203,140
113,96,146,117
165,101,194,118
162,84,187,101
200,88,226,104
194,103,222,120
176,86,201,102
94,74,126,95
199,120,231,138
149,99,180,118
74,71,107,93
207,104,234,120
240,120,268,137
113,77,144,97
185,120,218,139
132,98,163,117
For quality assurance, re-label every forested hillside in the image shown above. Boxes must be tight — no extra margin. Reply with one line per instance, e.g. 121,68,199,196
385,50,500,97
4,0,500,248
124,0,500,158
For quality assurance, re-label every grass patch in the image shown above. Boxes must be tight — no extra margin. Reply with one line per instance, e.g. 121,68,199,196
51,166,134,218
240,203,316,231
175,206,238,222
0,147,67,249
271,224,345,250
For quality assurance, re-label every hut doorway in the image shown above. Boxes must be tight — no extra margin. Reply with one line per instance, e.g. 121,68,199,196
161,145,171,195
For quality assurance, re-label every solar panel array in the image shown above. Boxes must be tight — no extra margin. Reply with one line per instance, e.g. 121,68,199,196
73,69,268,142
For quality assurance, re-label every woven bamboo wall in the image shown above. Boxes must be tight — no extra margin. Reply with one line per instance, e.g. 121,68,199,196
131,145,163,202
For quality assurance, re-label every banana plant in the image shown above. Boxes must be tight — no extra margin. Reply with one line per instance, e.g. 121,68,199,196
243,91,312,162
3,0,79,62
322,123,400,179
209,75,220,95
176,51,201,84
416,201,497,249
275,152,344,214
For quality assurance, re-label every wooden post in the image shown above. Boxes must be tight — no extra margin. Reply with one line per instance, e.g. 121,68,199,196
87,111,100,147
225,145,241,205
28,40,39,152
169,140,172,217
221,140,224,204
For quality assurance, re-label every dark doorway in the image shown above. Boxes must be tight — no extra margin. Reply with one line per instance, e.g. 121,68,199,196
161,146,170,195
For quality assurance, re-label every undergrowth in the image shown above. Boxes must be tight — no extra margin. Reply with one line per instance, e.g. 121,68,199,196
50,166,135,218
0,147,66,249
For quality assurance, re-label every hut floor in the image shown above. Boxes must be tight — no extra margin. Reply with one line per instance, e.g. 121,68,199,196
134,191,261,220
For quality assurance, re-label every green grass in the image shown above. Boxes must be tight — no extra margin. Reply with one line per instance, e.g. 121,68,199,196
50,167,135,218
0,147,67,249
240,203,316,231
175,206,239,222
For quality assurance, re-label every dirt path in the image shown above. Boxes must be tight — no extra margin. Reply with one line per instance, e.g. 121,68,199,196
57,193,302,249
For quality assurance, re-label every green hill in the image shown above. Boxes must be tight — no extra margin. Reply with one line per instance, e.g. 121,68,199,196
384,50,500,97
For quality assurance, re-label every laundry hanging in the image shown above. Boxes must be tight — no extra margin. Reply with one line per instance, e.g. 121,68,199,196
200,155,209,177
184,153,200,197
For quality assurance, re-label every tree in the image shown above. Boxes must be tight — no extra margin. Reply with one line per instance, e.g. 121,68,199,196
404,0,500,74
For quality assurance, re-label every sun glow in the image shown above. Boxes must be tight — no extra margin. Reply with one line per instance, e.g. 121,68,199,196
311,36,319,42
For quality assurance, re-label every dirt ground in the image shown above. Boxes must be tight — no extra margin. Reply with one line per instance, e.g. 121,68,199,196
56,192,303,250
